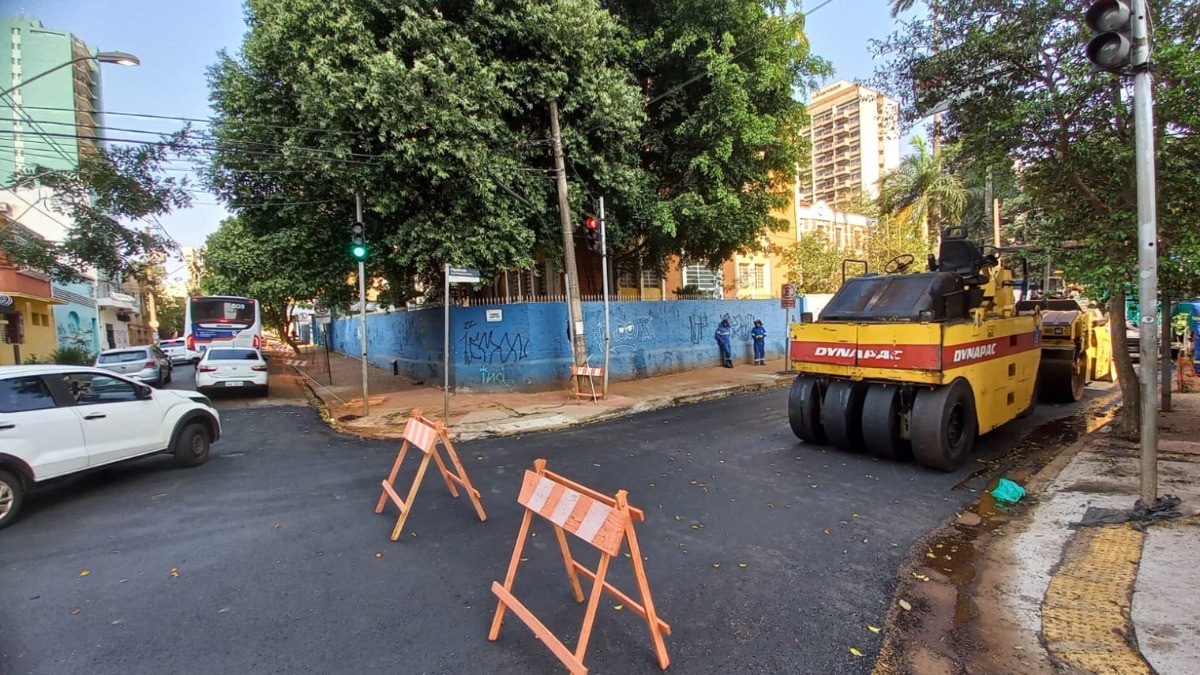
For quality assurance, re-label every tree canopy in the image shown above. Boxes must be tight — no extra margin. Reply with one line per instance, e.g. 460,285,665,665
204,0,828,300
200,216,344,345
3,137,193,282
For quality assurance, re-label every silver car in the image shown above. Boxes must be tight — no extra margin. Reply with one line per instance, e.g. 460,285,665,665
95,345,173,387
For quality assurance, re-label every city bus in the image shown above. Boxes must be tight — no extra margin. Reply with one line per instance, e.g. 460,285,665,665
184,295,263,355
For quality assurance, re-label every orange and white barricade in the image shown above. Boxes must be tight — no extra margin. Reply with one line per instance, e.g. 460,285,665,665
569,365,605,403
489,459,670,674
374,408,486,541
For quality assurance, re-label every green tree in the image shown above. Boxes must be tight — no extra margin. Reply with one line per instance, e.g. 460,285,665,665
875,136,966,241
601,0,831,269
872,0,1200,434
204,0,828,296
206,0,645,295
200,217,346,350
3,136,193,281
155,295,185,340
776,233,844,294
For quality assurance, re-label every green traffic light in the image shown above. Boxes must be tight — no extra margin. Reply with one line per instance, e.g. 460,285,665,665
352,245,367,260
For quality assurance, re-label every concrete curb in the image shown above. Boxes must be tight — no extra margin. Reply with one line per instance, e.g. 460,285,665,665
872,396,1123,675
302,373,793,442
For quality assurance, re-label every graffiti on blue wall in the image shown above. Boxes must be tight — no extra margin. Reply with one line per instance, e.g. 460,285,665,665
326,297,801,392
459,330,531,365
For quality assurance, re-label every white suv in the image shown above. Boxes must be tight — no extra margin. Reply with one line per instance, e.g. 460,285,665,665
0,365,221,530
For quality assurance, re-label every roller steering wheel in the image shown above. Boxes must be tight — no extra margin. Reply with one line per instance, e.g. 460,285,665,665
885,253,915,274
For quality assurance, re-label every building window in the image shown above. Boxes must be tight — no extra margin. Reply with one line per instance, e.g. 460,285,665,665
617,266,637,289
641,267,660,288
737,263,752,289
754,264,765,289
682,265,723,297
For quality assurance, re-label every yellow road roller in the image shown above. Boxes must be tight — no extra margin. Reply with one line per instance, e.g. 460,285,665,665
787,227,1077,471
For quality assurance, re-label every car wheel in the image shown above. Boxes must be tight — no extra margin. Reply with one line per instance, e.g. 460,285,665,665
173,423,210,468
0,471,26,531
261,386,270,398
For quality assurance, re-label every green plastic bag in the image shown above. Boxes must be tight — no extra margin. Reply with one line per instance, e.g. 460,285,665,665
991,478,1026,504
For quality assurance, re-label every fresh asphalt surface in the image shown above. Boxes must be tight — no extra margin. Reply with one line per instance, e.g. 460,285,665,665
0,376,1105,675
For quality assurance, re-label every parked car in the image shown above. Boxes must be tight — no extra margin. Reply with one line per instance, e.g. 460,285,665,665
0,365,221,530
95,345,173,387
195,347,270,396
159,338,201,366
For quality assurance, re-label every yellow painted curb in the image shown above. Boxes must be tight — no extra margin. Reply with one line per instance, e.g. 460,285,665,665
1041,524,1152,675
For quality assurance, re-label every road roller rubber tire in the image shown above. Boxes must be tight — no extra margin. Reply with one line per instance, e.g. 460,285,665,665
861,384,911,461
822,380,868,452
910,379,978,472
788,375,826,444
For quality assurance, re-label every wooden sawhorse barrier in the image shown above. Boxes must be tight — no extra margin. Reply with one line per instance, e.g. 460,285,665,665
374,409,486,541
489,459,670,674
570,365,605,403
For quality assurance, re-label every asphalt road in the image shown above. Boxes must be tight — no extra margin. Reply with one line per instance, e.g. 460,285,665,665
0,383,1108,675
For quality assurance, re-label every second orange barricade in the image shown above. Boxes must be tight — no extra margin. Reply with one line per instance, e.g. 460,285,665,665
489,459,670,674
374,408,486,541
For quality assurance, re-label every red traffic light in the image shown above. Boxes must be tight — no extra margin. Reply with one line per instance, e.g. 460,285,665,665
585,216,599,230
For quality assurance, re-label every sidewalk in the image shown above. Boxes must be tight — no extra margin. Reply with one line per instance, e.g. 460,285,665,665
875,388,1200,675
295,348,793,441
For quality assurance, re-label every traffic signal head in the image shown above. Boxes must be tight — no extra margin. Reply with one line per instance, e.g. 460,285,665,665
350,221,367,261
1085,0,1134,71
585,228,602,254
585,216,599,230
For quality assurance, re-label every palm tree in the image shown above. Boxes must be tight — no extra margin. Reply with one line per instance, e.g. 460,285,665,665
876,136,966,241
889,0,943,155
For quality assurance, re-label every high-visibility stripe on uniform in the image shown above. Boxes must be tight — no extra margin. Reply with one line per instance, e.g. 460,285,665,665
403,418,438,454
518,471,626,555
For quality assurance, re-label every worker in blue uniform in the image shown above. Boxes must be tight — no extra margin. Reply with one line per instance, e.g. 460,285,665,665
751,320,766,365
715,318,734,368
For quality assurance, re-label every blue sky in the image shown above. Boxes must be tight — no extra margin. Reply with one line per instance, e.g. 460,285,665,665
13,0,909,264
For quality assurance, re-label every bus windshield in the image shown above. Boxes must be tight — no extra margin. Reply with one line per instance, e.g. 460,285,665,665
190,298,256,328
185,296,262,351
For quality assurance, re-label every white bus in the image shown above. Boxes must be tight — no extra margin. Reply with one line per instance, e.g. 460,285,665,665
184,295,263,355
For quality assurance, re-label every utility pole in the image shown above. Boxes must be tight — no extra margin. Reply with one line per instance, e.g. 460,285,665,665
356,194,369,416
144,226,160,342
1131,0,1159,504
550,100,587,366
599,196,611,393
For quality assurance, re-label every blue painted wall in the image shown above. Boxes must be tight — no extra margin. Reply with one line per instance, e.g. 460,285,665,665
52,281,99,354
328,298,802,393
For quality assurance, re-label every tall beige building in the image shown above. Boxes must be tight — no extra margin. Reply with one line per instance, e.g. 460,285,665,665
802,81,901,206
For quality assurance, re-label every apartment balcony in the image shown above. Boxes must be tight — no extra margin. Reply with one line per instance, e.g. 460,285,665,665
96,285,140,313
0,266,54,300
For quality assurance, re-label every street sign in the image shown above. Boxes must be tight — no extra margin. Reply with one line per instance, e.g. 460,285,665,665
448,267,481,284
781,283,797,309
313,306,331,318
486,309,503,323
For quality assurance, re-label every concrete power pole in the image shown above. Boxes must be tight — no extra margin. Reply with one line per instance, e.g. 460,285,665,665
550,100,587,366
1131,0,1159,504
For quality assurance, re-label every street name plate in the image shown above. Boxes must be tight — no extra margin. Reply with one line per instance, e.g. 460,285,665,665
448,267,481,284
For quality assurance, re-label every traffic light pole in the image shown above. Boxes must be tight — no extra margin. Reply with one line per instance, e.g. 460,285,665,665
1131,0,1159,504
356,194,369,416
550,100,588,367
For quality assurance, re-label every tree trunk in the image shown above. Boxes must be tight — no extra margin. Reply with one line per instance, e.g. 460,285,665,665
1109,288,1140,436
